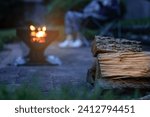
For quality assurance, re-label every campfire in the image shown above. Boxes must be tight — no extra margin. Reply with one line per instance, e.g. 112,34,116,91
16,25,60,65
30,25,47,43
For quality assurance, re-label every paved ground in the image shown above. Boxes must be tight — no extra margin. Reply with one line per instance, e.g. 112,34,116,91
0,42,94,92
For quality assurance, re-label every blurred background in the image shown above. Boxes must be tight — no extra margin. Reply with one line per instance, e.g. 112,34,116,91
0,0,150,26
0,0,150,50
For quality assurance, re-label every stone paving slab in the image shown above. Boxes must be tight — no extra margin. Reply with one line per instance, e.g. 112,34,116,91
0,43,93,91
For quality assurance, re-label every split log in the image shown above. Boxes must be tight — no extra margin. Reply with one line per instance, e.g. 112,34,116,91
98,52,150,79
88,36,150,88
92,36,142,57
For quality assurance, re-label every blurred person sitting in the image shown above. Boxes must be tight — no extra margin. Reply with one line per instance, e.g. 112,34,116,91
59,0,120,48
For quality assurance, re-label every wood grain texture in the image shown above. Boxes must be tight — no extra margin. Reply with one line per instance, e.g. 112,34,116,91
92,36,142,57
97,52,150,79
93,36,150,80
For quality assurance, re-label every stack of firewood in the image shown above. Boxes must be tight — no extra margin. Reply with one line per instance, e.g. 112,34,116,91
87,36,150,88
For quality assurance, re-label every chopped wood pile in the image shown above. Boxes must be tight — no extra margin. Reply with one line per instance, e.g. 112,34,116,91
87,36,150,88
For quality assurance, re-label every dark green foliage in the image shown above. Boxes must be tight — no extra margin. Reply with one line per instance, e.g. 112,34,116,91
119,0,126,18
47,0,91,16
0,40,3,51
0,84,145,100
0,29,16,43
83,29,99,41
0,29,16,51
14,86,43,100
83,17,150,39
120,18,150,27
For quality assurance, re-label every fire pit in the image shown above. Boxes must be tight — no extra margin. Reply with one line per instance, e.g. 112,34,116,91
17,25,59,65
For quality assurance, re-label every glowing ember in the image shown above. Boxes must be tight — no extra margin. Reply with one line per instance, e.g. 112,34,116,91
30,25,47,43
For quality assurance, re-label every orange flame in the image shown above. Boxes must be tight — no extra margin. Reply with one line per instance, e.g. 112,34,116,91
30,25,36,31
30,25,47,43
